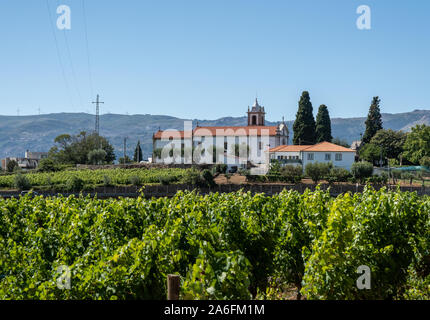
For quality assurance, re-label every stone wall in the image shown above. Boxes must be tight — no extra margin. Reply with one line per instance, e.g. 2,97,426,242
2,183,429,199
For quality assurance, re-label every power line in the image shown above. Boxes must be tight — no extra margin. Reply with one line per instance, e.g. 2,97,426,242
55,0,84,111
61,17,85,111
82,0,94,99
45,0,75,110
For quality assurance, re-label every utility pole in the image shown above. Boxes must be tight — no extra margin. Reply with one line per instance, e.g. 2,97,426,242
123,137,128,164
92,94,104,136
92,94,104,149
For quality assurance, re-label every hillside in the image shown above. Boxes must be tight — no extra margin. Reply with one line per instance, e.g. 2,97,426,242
0,109,428,161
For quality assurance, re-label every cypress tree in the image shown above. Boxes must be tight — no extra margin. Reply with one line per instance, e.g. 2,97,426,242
362,96,383,144
133,140,143,162
315,104,332,143
293,91,316,145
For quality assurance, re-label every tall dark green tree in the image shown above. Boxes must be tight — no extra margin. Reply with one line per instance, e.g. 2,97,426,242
315,104,332,143
134,140,143,162
362,96,383,144
293,91,316,145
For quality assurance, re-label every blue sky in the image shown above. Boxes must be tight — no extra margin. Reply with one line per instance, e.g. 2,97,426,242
0,0,429,121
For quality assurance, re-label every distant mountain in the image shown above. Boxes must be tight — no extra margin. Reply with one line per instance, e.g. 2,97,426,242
0,109,428,161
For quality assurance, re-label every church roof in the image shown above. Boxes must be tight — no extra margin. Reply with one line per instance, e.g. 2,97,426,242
250,98,265,113
153,125,280,139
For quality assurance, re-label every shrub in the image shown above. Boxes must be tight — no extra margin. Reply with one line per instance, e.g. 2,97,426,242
14,174,31,190
401,172,414,185
83,184,95,192
420,156,430,168
366,175,384,185
201,169,216,187
37,158,58,172
103,175,113,187
159,175,177,185
351,161,373,183
305,162,332,184
129,175,141,186
280,165,303,183
329,167,351,183
246,174,267,183
268,161,282,176
380,172,389,184
266,175,281,182
182,168,202,185
238,168,250,176
66,176,84,191
215,164,228,174
7,160,19,173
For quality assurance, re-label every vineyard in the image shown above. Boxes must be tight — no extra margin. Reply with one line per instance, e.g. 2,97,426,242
0,187,429,300
0,168,189,189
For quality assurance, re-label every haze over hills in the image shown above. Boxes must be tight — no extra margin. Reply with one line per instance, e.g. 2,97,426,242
0,109,429,161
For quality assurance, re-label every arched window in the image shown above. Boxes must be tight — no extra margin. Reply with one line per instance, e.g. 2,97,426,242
252,115,257,125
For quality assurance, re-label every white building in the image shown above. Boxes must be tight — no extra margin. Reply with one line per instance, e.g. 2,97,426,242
152,99,289,171
269,141,356,171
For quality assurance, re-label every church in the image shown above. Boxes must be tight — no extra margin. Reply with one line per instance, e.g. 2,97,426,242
152,98,289,170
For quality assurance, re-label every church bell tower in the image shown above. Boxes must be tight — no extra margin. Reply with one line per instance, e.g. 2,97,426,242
247,98,265,126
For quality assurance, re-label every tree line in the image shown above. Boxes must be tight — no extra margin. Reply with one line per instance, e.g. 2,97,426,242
292,91,430,167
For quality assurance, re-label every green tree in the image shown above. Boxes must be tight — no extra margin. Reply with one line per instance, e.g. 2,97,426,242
119,155,132,164
49,132,115,165
362,96,383,144
369,129,406,160
293,91,316,145
359,143,382,165
87,149,107,165
134,140,143,162
402,124,430,164
351,161,373,183
332,138,350,148
37,158,58,172
6,160,19,173
315,104,332,143
420,156,430,168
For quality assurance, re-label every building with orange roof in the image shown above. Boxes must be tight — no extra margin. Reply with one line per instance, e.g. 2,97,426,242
152,99,289,171
269,141,356,171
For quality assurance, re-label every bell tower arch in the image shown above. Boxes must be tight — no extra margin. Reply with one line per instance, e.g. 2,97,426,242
247,98,265,126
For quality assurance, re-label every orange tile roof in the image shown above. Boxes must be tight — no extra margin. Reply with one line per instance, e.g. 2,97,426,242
153,126,278,139
269,141,354,153
269,145,311,152
303,141,355,152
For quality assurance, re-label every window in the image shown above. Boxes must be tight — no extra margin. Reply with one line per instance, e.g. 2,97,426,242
325,153,331,161
307,153,314,160
335,153,342,161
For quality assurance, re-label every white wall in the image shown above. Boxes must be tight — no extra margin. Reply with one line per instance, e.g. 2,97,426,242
153,133,284,165
270,151,301,160
301,151,355,170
